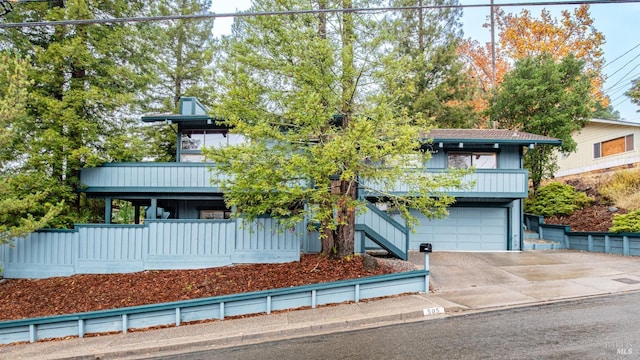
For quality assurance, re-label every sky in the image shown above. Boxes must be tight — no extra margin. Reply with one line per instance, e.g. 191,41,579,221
209,1,640,122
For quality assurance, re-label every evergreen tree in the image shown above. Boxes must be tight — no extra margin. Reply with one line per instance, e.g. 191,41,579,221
627,78,640,111
0,52,63,244
489,54,595,193
0,0,151,227
377,0,479,128
141,0,217,162
210,0,469,258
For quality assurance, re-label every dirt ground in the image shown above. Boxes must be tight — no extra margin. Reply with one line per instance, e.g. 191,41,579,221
544,204,625,232
544,171,628,232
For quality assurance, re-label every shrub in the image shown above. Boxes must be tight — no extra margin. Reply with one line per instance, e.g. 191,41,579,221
525,182,593,217
609,210,640,233
599,169,640,210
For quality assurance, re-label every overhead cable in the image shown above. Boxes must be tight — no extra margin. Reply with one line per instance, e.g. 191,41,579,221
2,0,640,29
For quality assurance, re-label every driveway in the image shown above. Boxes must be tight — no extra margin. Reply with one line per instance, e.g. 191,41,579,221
408,250,640,310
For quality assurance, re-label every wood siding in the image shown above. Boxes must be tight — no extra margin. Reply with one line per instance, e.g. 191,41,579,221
355,203,409,259
556,121,640,177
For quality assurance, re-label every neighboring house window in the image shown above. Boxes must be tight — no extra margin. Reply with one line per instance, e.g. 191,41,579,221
448,152,497,169
593,134,634,159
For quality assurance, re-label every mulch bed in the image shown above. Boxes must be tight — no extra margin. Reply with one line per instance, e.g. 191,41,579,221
544,204,627,232
0,254,397,321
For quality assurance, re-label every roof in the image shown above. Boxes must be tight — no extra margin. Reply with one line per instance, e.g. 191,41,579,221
589,118,640,128
141,97,220,124
423,129,562,146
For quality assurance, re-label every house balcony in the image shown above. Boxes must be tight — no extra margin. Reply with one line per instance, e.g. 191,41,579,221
81,164,529,200
358,169,529,199
80,162,227,195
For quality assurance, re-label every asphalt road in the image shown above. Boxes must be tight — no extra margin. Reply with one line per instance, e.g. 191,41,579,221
146,292,640,360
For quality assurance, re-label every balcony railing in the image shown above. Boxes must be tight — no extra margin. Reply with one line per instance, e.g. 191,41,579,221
82,164,528,199
358,169,529,198
80,162,226,193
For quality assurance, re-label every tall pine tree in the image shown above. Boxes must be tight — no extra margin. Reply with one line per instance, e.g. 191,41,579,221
0,0,151,227
140,0,217,162
376,0,478,128
210,0,469,258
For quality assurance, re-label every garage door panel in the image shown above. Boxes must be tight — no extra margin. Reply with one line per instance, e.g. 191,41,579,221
481,228,505,235
480,218,506,226
458,242,483,251
409,207,507,251
433,225,462,234
455,226,482,234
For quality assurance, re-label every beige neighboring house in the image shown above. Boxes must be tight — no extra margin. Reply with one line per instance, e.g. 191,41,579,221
555,118,640,178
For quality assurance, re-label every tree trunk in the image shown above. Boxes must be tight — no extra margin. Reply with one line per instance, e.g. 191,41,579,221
317,0,327,38
335,179,356,257
321,177,357,258
319,0,358,259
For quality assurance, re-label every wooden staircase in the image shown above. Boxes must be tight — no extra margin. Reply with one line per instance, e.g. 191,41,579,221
356,202,409,260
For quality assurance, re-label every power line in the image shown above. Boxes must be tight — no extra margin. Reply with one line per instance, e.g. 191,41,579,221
603,42,640,69
606,61,640,92
605,52,640,91
1,0,640,29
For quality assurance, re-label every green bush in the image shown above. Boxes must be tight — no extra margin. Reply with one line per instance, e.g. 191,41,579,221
599,169,640,210
525,182,593,217
609,210,640,233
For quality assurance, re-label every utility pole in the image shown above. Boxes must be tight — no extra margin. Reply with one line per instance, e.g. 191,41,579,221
490,0,497,128
490,0,496,89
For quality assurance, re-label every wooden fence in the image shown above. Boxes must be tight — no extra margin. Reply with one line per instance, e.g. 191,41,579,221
1,219,304,279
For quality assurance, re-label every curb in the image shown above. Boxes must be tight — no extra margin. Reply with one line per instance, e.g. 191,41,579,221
54,310,437,360
14,290,640,360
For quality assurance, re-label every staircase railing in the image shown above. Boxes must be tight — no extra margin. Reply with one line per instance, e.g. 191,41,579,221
356,203,409,260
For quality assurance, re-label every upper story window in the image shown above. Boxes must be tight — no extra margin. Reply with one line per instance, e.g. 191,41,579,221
385,153,425,168
180,129,246,162
181,129,246,150
594,134,634,159
447,152,497,169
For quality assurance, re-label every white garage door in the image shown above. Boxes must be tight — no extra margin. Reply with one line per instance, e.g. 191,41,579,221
408,207,508,251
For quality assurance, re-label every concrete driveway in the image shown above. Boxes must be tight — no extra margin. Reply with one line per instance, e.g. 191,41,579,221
409,250,640,310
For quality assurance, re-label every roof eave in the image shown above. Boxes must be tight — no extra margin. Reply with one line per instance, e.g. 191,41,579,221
141,114,216,123
423,138,562,146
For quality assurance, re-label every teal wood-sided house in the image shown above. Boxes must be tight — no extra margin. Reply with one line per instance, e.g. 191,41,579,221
0,98,560,279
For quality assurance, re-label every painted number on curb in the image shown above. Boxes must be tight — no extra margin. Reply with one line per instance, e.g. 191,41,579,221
423,307,445,316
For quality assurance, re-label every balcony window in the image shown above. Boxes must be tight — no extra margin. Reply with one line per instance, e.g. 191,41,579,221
448,152,497,169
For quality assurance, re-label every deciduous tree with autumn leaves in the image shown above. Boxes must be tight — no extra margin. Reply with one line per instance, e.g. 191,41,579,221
459,5,607,121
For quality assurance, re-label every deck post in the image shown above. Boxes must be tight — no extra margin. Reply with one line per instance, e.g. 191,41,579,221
105,197,112,224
